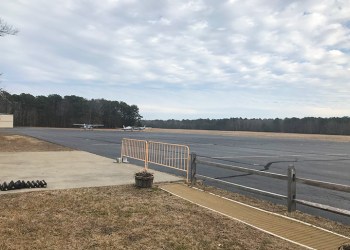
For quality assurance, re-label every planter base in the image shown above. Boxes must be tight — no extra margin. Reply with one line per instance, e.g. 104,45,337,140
135,176,154,188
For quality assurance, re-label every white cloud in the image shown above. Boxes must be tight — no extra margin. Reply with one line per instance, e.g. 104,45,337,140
1,0,350,119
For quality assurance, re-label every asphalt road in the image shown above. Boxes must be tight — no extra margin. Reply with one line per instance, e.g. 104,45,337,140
12,127,350,224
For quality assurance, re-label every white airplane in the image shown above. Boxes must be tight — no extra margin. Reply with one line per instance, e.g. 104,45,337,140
122,125,134,131
122,125,146,131
133,125,146,131
73,123,104,130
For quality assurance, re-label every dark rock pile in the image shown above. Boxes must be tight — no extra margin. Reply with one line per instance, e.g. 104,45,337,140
0,180,47,191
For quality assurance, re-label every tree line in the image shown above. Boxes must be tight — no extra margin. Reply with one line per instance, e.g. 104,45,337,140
144,117,350,135
0,91,142,128
1,91,349,135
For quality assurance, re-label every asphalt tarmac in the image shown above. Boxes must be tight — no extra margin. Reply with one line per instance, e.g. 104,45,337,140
11,127,350,224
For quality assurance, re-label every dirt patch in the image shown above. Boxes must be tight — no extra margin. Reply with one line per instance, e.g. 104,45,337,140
148,128,350,142
0,132,72,152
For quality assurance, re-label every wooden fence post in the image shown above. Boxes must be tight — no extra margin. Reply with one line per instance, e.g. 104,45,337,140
287,164,296,213
190,153,197,185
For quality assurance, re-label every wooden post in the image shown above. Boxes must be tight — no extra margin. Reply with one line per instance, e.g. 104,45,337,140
190,153,197,185
287,164,296,213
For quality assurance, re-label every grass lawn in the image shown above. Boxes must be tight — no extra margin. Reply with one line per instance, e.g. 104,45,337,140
0,185,304,250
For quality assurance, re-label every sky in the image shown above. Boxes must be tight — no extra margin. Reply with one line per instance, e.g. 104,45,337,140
0,0,349,120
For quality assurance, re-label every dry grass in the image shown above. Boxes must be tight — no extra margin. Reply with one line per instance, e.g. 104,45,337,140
0,185,304,250
0,131,72,152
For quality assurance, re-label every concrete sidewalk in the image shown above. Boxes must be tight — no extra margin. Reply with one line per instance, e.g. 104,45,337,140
161,183,350,250
0,151,182,193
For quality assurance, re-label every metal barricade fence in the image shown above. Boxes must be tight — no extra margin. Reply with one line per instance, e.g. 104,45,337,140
121,138,148,168
120,138,190,182
148,141,190,181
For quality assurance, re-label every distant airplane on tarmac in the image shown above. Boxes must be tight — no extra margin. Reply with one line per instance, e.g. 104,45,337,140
133,125,146,131
73,123,104,130
122,125,133,131
122,125,146,131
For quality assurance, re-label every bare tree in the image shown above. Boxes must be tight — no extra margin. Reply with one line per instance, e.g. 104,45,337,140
1,18,18,99
0,18,18,36
0,74,4,99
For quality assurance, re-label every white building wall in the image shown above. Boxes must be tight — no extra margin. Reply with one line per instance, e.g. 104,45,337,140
0,114,14,128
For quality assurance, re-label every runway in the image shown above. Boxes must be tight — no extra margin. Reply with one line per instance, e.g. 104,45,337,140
12,127,350,224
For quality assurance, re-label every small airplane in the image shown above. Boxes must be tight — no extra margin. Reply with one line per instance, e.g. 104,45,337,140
133,125,146,131
73,123,104,130
122,125,134,131
122,125,146,131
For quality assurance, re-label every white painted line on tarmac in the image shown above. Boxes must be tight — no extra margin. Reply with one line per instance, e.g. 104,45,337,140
188,143,214,146
213,154,302,159
327,154,349,156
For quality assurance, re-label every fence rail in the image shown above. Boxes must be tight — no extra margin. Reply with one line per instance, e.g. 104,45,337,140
295,199,350,217
196,174,287,200
192,153,350,217
121,138,190,181
295,177,350,193
196,159,288,180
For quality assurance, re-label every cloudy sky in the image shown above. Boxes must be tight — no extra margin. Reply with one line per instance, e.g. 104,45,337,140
1,0,349,119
